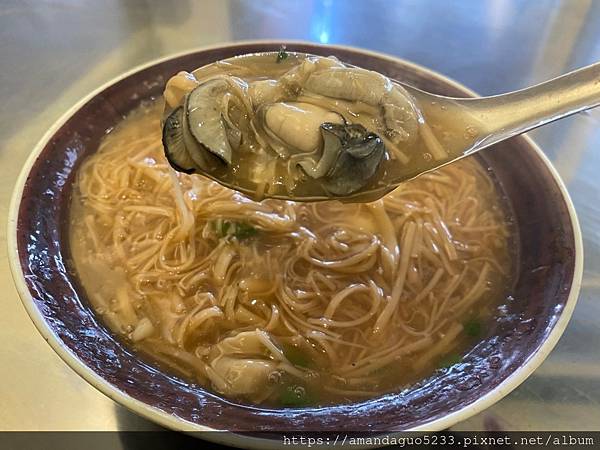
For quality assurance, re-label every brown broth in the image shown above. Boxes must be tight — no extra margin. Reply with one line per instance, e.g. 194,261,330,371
69,101,514,407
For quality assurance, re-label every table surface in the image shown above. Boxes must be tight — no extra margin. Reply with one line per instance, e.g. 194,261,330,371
1,0,599,435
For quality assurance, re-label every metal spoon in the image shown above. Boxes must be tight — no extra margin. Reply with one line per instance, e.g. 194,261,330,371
169,56,600,202
345,60,600,202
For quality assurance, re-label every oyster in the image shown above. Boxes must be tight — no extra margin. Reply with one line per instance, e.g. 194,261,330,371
259,102,343,155
299,123,386,196
162,106,196,174
205,330,285,398
186,78,235,165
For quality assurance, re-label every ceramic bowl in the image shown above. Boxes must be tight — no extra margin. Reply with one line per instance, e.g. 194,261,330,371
7,41,582,447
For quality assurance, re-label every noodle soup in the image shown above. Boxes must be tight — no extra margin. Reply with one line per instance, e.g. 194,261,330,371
69,101,513,407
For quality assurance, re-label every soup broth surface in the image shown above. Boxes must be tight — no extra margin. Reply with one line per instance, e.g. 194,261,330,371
70,101,513,407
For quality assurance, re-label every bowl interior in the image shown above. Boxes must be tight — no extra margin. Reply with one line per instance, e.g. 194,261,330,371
13,42,577,432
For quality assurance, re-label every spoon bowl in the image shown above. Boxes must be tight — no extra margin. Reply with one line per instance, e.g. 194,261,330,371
164,52,600,202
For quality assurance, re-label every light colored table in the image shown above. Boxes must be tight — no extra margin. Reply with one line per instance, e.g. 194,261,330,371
1,0,598,434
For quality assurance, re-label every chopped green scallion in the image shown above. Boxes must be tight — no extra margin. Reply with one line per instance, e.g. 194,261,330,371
439,353,462,368
283,345,313,369
276,45,288,63
213,220,257,240
463,318,483,337
279,384,312,407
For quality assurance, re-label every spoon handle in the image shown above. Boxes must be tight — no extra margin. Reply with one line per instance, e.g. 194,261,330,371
460,61,600,151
